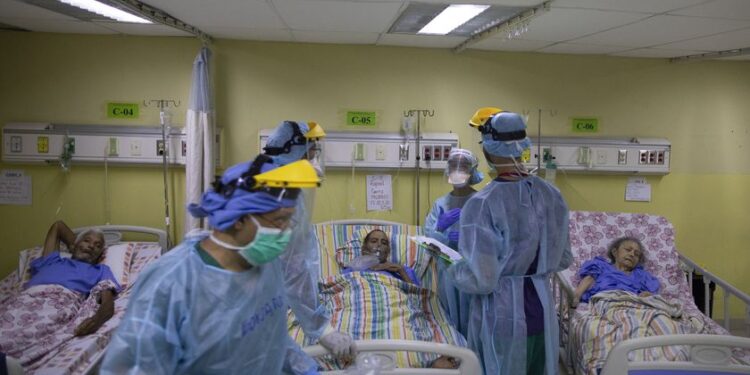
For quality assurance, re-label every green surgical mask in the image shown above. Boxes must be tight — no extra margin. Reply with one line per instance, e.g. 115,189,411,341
210,216,292,266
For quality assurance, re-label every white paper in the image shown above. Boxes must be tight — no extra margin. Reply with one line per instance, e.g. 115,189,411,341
625,177,651,202
366,175,392,211
0,170,32,205
411,235,463,262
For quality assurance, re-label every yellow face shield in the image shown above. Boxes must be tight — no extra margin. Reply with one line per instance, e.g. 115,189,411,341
253,159,321,189
468,107,503,128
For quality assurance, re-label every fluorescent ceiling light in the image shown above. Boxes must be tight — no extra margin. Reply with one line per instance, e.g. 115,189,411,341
59,0,152,23
418,4,490,35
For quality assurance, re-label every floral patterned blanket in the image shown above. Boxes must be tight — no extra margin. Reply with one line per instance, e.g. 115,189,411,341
0,243,161,374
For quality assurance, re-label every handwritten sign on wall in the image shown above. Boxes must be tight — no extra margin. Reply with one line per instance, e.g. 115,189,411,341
366,175,392,211
0,170,32,205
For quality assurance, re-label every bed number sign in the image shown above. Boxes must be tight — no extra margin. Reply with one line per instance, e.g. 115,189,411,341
346,111,377,127
107,103,140,119
571,117,599,133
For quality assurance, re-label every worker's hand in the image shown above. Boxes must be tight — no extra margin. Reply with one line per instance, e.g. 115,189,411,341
436,208,461,232
74,316,106,337
319,331,356,358
447,230,459,243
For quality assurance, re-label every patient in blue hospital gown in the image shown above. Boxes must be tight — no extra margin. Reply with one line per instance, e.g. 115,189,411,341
574,236,660,305
341,229,420,285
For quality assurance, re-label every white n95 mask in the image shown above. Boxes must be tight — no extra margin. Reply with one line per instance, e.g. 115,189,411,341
448,172,470,186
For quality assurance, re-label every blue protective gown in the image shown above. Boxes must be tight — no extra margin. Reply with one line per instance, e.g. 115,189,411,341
100,234,318,375
280,191,331,341
445,175,572,375
424,191,476,249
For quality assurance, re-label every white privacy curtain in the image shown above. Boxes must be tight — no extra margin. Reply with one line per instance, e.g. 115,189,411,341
185,47,215,233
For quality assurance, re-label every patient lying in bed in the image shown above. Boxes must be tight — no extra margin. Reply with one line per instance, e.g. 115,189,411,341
341,229,421,285
570,236,704,374
0,220,120,365
573,236,660,305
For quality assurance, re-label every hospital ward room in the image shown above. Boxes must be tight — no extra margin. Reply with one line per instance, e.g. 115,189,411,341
2,0,750,374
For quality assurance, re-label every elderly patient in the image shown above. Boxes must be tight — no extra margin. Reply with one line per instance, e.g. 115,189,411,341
342,229,420,285
0,220,120,364
573,236,660,306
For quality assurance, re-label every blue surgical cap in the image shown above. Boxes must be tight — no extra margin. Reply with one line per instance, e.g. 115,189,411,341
264,121,312,166
187,159,296,231
482,112,532,158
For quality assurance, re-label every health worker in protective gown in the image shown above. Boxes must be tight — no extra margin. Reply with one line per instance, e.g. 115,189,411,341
442,108,572,375
263,120,356,359
101,155,321,375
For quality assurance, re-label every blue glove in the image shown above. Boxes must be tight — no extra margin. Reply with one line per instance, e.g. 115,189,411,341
447,230,459,243
436,208,462,232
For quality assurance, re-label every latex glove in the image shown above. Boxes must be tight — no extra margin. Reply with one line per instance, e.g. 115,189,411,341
447,230,459,243
436,208,462,232
320,331,356,358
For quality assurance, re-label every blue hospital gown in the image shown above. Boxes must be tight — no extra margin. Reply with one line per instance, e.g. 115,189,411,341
578,256,660,303
101,235,317,375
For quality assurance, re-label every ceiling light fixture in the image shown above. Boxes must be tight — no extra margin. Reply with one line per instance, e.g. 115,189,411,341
59,0,152,23
418,4,490,35
453,0,551,53
669,47,750,63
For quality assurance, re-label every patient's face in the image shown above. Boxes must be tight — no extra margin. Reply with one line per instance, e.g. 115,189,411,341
362,230,390,263
613,240,642,272
72,232,105,264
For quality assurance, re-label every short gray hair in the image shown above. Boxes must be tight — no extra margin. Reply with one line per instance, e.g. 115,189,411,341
75,228,105,245
607,236,647,266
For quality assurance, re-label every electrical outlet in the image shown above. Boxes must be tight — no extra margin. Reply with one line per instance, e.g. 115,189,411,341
353,143,364,161
618,150,627,165
130,140,142,156
156,140,166,156
375,145,386,160
10,136,22,153
108,137,118,156
181,140,187,157
37,136,49,154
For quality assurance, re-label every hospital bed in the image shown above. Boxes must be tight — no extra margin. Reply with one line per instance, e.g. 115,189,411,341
0,225,165,375
553,211,750,374
288,219,479,374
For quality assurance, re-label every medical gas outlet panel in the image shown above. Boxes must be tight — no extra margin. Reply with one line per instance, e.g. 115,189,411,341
522,137,671,175
2,123,222,166
260,129,458,170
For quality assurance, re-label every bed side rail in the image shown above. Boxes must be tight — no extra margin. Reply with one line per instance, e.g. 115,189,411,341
601,334,750,375
679,253,750,333
303,339,480,375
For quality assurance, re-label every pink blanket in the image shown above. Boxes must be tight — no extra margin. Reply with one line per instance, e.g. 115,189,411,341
0,280,117,368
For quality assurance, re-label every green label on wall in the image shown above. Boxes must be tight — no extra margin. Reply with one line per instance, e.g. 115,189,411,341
571,117,599,133
346,111,377,126
107,103,140,119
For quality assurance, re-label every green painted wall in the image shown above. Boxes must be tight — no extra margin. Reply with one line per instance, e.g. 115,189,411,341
1,32,748,316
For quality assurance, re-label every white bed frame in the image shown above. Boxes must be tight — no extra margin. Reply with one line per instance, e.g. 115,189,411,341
73,225,168,251
304,340,481,375
601,334,750,375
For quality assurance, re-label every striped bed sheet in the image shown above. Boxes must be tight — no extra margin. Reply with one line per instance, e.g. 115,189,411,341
570,291,708,375
287,222,466,369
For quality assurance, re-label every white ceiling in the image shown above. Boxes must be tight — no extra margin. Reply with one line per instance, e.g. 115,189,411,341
1,0,749,60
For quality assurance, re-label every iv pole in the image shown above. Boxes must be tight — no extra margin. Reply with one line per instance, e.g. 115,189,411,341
404,109,435,227
145,99,180,249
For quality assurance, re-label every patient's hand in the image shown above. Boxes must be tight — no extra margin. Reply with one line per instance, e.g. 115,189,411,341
371,262,413,284
639,291,652,297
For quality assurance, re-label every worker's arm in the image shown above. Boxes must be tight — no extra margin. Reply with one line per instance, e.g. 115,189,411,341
42,220,77,257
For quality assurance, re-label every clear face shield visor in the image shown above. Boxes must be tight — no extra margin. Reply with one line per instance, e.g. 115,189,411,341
446,155,474,186
306,139,325,177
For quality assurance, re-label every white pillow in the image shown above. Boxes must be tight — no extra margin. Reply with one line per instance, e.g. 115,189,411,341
99,243,134,287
